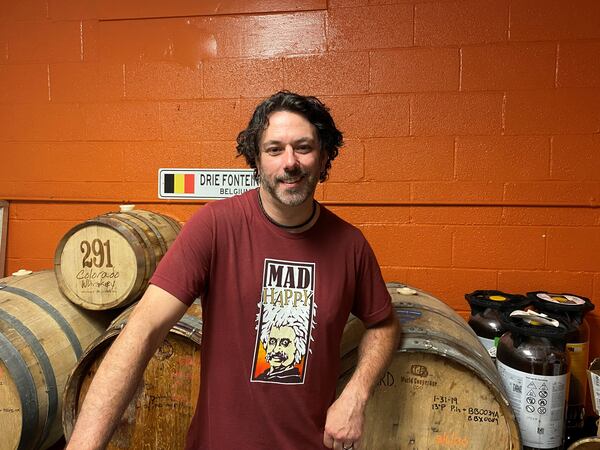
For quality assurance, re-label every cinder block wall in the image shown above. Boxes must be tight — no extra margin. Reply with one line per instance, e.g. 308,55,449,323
1,0,599,359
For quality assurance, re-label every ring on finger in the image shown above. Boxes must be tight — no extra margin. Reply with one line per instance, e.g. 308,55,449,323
343,443,354,450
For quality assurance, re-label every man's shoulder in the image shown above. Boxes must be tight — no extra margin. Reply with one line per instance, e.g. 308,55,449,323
210,188,255,211
189,189,255,222
319,205,365,240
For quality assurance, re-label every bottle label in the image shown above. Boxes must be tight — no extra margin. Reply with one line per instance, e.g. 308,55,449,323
497,359,567,449
591,372,600,414
477,336,497,358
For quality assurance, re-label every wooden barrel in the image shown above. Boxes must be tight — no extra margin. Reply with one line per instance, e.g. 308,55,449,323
62,301,203,450
62,304,364,449
54,208,181,310
0,270,111,450
338,282,522,450
567,437,600,449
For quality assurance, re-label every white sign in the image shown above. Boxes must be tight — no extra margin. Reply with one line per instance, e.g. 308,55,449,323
158,168,258,200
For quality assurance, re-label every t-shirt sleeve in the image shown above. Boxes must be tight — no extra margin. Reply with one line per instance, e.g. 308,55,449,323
351,238,393,327
150,205,214,306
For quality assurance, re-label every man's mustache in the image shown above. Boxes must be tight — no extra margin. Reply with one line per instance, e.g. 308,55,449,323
277,167,306,183
266,351,289,362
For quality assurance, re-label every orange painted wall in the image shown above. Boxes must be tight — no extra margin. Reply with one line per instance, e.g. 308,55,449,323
1,0,599,364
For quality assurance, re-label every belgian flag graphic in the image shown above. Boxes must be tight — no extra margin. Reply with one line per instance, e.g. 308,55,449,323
163,173,195,194
159,169,199,199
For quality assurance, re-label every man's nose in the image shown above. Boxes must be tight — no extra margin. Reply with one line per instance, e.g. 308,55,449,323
282,145,298,169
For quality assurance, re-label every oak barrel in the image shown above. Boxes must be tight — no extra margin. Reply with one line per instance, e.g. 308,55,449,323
0,270,110,450
567,438,600,450
62,304,365,449
54,208,181,310
338,282,521,450
62,300,203,450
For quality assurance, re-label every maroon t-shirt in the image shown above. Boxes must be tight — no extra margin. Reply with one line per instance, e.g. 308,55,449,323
150,189,392,450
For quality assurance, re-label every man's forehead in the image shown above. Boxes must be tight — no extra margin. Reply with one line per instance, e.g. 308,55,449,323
260,111,318,142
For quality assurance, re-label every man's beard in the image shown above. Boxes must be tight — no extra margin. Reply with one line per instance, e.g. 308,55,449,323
259,166,319,207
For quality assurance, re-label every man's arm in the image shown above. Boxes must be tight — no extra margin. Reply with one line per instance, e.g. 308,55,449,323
323,310,400,450
65,284,189,450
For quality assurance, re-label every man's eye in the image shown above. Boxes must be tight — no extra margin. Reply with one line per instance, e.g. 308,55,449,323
281,339,290,347
296,145,312,153
269,338,276,345
266,147,281,154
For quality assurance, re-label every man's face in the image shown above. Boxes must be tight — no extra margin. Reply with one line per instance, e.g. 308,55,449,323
257,110,324,208
265,325,297,370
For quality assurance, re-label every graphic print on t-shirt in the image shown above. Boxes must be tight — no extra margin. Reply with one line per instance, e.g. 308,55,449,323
251,258,316,385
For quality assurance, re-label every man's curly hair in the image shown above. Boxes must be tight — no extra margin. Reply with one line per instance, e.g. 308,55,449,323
236,91,344,182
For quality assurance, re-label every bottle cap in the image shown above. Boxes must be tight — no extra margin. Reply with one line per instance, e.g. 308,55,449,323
527,291,594,314
501,309,573,339
465,290,530,311
510,309,560,327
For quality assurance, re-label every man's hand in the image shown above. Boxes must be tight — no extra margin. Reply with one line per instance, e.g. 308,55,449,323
324,311,400,450
323,387,367,449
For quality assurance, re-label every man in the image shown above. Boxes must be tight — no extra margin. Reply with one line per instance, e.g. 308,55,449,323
66,91,400,450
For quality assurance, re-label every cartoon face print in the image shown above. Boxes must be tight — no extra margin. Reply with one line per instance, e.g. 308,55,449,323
251,259,316,385
266,325,297,370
